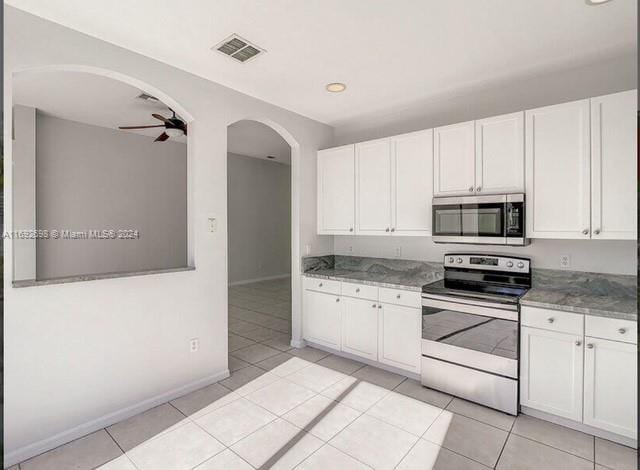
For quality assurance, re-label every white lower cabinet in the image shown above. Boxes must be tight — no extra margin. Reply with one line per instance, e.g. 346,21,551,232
302,289,341,350
378,303,421,373
583,337,637,439
341,297,379,360
520,326,584,421
303,278,421,374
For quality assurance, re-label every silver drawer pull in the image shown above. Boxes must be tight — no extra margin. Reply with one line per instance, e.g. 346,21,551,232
587,343,594,349
377,305,382,309
575,340,582,346
319,283,323,287
396,294,401,299
336,298,340,303
356,288,360,293
547,318,555,324
618,328,627,334
372,304,376,308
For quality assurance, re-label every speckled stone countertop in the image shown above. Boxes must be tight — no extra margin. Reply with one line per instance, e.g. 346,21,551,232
302,255,443,291
522,269,637,321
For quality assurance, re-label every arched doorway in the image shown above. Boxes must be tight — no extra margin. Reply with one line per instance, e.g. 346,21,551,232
226,119,298,366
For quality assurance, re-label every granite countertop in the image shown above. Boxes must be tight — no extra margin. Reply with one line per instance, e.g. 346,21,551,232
302,255,443,291
521,269,637,322
303,255,637,322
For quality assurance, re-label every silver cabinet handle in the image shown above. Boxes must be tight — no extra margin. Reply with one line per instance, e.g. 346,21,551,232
594,229,600,235
586,343,594,349
468,186,474,192
372,304,376,308
391,228,395,232
575,340,582,346
582,228,589,235
385,227,390,232
396,294,401,299
319,283,323,287
355,288,360,293
336,298,340,302
476,186,482,192
618,328,627,334
547,318,555,323
349,227,354,232
378,305,382,309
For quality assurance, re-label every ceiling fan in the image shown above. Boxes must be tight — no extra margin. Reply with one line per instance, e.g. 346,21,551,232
118,109,187,142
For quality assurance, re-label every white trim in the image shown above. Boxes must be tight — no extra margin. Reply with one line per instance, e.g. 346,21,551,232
3,369,230,468
229,273,291,287
290,338,307,348
520,405,638,449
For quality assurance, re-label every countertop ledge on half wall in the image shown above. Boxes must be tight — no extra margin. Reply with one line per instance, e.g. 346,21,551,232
12,266,196,288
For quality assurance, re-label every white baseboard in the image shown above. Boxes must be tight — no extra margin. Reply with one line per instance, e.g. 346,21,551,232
229,274,291,287
4,369,230,468
520,405,637,449
290,338,307,348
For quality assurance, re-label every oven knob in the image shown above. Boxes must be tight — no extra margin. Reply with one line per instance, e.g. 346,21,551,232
448,256,454,263
517,262,525,268
506,261,514,268
456,257,463,264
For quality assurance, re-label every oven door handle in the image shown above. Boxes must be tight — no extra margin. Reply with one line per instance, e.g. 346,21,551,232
421,295,518,321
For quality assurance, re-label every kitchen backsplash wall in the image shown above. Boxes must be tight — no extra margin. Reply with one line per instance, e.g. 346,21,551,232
333,236,637,275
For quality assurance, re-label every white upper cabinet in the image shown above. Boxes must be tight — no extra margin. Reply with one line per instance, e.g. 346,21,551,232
317,145,355,235
355,139,393,235
525,99,591,239
475,112,524,194
392,130,433,236
433,121,475,196
590,90,637,240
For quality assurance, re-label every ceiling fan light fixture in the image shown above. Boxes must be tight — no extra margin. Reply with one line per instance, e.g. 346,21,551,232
165,128,184,138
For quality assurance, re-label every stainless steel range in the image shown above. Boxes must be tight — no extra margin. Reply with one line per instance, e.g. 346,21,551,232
420,253,531,415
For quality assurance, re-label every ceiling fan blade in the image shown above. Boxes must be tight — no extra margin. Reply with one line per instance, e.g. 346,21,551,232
152,113,169,122
119,125,165,129
154,132,169,142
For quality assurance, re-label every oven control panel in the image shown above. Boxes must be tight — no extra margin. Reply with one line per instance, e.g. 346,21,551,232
444,254,530,273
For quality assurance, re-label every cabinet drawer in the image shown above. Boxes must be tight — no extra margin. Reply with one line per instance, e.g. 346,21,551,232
379,287,421,308
521,306,584,335
341,282,378,300
303,276,341,295
585,316,637,345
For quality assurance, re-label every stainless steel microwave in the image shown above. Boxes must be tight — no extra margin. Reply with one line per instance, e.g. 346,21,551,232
432,193,527,245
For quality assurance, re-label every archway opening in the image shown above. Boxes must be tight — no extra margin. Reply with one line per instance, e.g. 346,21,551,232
226,119,294,360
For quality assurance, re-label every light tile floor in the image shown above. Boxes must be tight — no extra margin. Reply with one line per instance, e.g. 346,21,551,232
14,278,638,469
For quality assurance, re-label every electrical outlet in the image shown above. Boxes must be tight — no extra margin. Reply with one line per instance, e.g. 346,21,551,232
559,255,571,269
189,338,199,352
347,245,353,253
207,217,217,233
394,246,402,258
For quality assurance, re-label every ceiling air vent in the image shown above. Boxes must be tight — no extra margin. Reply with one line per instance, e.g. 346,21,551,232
214,34,264,63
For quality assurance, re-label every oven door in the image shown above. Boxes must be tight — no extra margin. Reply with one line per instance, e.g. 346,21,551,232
421,294,518,379
432,195,507,244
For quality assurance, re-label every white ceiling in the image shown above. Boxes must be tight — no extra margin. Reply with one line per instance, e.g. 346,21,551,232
228,121,291,164
13,70,290,162
7,0,636,128
13,70,187,143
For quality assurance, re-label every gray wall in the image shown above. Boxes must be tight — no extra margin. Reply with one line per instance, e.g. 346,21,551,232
35,113,187,279
227,152,290,284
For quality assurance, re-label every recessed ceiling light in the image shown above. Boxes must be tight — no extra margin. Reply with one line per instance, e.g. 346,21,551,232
326,83,346,93
585,0,612,4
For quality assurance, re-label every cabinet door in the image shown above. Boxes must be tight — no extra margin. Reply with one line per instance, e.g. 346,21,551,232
303,290,341,349
475,112,524,194
584,337,637,439
433,121,475,196
341,297,378,360
520,326,583,421
317,145,355,235
525,100,591,239
356,139,392,235
378,303,421,373
591,90,637,240
392,130,433,236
